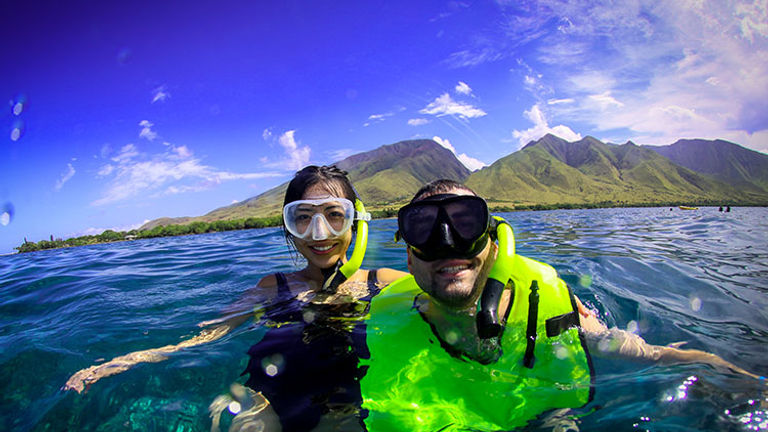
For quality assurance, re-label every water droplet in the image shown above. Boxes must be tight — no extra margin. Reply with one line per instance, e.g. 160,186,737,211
262,353,284,377
228,400,242,414
554,344,569,359
1,203,12,226
627,320,638,334
445,330,459,344
303,310,315,323
690,296,702,312
10,119,24,141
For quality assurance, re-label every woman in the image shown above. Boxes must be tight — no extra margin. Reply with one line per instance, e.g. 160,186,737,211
64,165,406,428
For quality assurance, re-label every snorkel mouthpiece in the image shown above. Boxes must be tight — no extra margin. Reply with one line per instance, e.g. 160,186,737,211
477,217,515,339
320,199,370,293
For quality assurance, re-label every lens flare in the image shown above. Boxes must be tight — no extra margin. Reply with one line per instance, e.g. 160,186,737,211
1,203,14,226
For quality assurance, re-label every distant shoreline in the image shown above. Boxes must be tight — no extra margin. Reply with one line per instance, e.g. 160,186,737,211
12,202,762,254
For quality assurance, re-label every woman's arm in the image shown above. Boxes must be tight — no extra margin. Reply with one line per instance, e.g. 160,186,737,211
375,268,409,285
63,322,237,393
64,277,276,393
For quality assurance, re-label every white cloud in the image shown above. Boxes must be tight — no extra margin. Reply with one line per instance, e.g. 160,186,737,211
151,86,170,103
501,0,768,152
547,98,575,105
588,91,624,108
432,136,487,171
92,144,278,206
512,104,582,147
408,118,430,126
138,120,157,141
364,112,393,127
420,93,487,119
278,130,311,170
78,220,148,237
455,81,473,95
445,47,504,68
97,164,114,177
54,163,75,191
262,128,273,141
328,148,356,161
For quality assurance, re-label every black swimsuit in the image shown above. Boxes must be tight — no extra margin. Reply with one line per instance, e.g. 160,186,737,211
242,270,380,432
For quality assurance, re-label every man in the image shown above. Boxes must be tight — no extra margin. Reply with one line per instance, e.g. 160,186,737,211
360,179,760,431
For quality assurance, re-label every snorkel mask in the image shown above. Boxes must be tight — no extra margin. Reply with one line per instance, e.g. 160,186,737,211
283,197,371,293
397,194,515,338
396,194,491,262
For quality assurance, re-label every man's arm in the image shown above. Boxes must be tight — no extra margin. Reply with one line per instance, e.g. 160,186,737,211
575,296,762,380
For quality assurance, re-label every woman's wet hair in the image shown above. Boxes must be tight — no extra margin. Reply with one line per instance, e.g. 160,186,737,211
283,165,357,207
410,179,476,203
282,165,359,255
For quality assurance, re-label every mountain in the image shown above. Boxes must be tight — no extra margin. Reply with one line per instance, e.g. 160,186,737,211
648,139,768,195
336,139,471,204
465,134,757,205
141,139,469,229
142,135,768,230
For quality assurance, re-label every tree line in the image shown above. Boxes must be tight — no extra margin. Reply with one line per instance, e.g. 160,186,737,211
14,209,404,254
15,215,283,253
16,201,739,254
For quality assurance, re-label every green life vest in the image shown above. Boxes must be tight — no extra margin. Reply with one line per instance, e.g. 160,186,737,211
360,254,594,431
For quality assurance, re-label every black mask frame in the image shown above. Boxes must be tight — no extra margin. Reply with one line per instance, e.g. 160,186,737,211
397,194,491,262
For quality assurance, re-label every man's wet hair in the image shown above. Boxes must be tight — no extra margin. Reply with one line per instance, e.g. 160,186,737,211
411,179,477,203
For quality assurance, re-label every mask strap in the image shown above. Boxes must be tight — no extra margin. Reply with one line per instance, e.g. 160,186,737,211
476,216,515,338
320,198,370,293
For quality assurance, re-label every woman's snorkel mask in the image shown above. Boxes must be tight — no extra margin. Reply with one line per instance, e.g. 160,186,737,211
283,197,370,293
396,194,514,338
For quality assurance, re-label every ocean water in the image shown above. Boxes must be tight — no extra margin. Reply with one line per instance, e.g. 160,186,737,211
1,207,766,431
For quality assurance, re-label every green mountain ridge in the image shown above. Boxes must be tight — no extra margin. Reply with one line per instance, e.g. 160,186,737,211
467,134,750,205
140,139,468,229
141,135,768,230
649,139,768,193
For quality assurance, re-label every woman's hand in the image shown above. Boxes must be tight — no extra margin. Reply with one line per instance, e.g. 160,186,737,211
63,349,168,393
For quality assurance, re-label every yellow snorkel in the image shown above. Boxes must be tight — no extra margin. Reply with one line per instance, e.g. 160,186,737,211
320,198,370,293
476,216,515,338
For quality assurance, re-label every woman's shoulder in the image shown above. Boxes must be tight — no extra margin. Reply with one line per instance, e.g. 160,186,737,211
369,268,409,285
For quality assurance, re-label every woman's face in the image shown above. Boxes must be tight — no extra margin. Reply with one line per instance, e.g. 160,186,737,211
292,183,353,270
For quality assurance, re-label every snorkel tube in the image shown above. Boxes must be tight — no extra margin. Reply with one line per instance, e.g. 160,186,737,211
476,216,515,339
320,198,370,293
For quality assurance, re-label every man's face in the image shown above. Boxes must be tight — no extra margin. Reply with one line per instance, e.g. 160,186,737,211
406,189,497,310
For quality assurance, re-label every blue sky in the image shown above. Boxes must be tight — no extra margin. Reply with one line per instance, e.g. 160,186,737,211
2,0,767,254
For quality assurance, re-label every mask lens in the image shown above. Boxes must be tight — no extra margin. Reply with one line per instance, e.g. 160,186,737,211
284,198,355,239
397,195,489,255
398,205,439,246
322,203,350,232
444,197,488,242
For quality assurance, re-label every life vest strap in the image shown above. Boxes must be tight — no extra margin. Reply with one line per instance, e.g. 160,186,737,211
545,311,580,337
523,280,539,368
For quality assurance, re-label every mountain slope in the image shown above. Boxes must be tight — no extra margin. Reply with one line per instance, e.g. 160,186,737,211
141,135,768,230
467,134,748,205
141,139,469,229
649,139,768,194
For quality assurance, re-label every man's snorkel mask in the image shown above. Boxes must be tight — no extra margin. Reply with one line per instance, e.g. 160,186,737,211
396,194,490,261
396,194,515,338
283,197,371,293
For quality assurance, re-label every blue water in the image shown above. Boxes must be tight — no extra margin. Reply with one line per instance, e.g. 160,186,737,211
1,207,767,431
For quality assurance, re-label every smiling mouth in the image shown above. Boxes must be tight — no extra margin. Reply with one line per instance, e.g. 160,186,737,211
437,263,472,274
309,244,336,254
